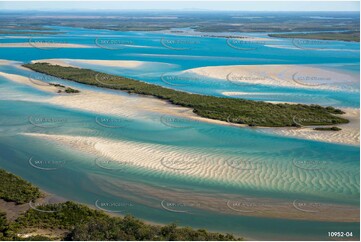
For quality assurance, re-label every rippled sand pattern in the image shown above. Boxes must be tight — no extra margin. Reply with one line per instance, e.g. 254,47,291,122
22,132,359,201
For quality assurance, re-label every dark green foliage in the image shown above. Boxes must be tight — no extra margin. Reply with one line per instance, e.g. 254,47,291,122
12,202,108,230
0,169,41,204
11,202,241,241
0,169,241,241
23,63,349,127
0,212,8,240
314,126,342,131
65,215,240,241
49,83,80,93
64,87,80,93
269,31,360,42
49,83,65,88
19,235,53,241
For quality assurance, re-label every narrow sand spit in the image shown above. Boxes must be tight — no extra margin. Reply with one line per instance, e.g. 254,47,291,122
185,64,359,91
257,108,360,146
2,68,359,146
0,71,202,121
0,42,93,48
0,72,60,93
31,59,144,69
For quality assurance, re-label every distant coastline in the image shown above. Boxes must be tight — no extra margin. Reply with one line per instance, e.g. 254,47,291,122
268,31,360,42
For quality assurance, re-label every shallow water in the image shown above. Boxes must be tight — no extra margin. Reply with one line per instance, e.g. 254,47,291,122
0,26,359,240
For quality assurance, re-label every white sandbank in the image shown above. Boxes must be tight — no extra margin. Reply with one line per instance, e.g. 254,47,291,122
31,59,144,69
185,64,358,91
21,132,358,223
2,63,359,146
257,107,359,146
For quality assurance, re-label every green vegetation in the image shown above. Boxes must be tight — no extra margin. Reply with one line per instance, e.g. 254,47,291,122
64,87,80,93
49,83,65,88
9,202,239,241
24,63,348,127
0,169,241,241
0,212,8,240
49,83,80,94
0,169,41,204
313,126,342,131
268,31,360,42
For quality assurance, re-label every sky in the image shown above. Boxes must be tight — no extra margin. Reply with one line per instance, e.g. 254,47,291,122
0,1,359,11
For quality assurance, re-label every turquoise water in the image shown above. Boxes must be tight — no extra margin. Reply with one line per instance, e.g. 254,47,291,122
0,26,359,240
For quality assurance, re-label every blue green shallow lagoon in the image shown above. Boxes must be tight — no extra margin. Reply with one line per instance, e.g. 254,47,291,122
0,26,359,240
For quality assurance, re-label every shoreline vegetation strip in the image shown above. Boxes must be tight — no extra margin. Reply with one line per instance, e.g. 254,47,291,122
23,63,349,127
0,168,241,241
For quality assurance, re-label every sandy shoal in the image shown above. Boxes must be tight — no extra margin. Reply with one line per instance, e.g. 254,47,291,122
31,58,144,69
19,131,358,223
256,107,360,146
0,70,200,121
2,65,359,146
0,59,21,65
185,64,358,91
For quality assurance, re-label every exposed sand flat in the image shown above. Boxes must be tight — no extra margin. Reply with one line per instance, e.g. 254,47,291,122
31,59,145,69
0,70,202,122
20,132,359,222
0,42,92,48
30,59,77,68
0,59,21,65
0,72,60,93
256,108,360,146
3,68,359,146
186,64,359,91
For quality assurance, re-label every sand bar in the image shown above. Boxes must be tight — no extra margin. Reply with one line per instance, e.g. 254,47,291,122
31,59,145,69
186,64,359,91
2,63,359,146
